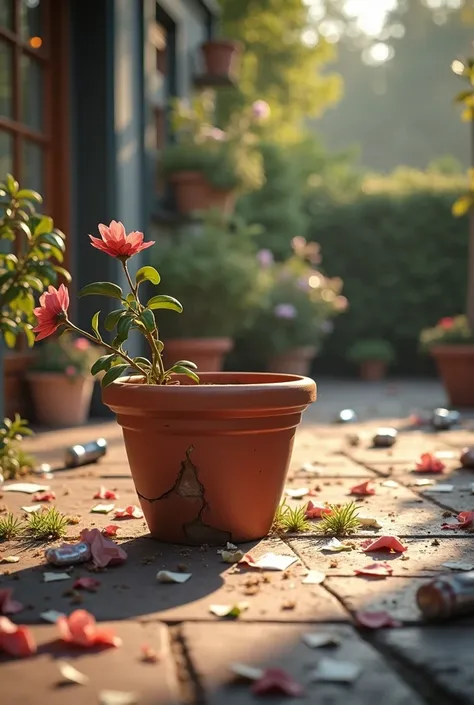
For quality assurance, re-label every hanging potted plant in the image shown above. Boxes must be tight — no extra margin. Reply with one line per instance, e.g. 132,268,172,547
32,220,316,544
27,332,104,427
201,38,243,79
347,339,395,381
160,94,266,215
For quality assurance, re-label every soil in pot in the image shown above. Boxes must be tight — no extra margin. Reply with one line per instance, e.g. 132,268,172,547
171,171,235,215
267,347,316,377
359,360,387,382
163,338,233,373
27,372,94,428
201,39,242,78
102,372,316,545
431,345,474,407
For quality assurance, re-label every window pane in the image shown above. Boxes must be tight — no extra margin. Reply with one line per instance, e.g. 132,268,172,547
21,54,43,130
19,0,43,44
0,40,13,118
22,140,44,193
0,130,13,178
0,0,13,30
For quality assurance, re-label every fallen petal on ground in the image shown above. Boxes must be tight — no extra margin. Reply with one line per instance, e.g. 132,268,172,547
114,505,144,519
414,453,445,473
57,609,122,648
350,480,375,496
305,501,332,519
156,570,192,584
32,491,56,502
0,588,24,615
103,525,120,537
58,660,89,685
361,536,407,553
251,668,305,697
73,577,101,592
80,528,127,568
0,617,37,657
355,610,402,629
94,487,118,500
354,562,394,578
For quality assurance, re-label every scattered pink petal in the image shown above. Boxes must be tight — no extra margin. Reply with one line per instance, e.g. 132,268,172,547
442,510,474,530
0,588,24,615
0,617,37,657
350,480,375,496
354,562,394,578
251,668,304,697
355,610,401,629
361,536,407,553
80,528,127,568
239,553,257,566
414,453,445,473
114,505,143,520
94,487,118,500
73,577,101,592
305,501,332,519
32,491,56,502
307,489,319,496
103,525,119,537
57,609,121,648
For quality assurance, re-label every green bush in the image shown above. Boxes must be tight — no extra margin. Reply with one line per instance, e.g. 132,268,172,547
347,339,395,364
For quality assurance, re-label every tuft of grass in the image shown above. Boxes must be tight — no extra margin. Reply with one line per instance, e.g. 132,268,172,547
0,512,25,540
272,501,310,533
26,507,69,540
319,502,360,536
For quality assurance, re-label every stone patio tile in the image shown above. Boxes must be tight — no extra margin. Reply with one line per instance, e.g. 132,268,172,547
345,430,455,467
289,453,378,479
378,627,474,704
1,621,181,705
288,536,474,576
0,536,348,624
182,622,425,705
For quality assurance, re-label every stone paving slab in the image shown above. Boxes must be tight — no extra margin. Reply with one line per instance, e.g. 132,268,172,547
182,622,425,705
378,627,474,704
1,621,181,705
345,431,455,467
290,454,379,479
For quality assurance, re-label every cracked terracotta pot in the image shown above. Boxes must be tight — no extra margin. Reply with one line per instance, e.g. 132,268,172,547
102,372,316,545
431,345,474,406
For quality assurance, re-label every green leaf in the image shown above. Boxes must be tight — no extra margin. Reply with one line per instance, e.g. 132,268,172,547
24,276,43,292
138,309,155,332
79,282,123,300
173,359,198,370
48,245,64,263
16,189,42,203
37,232,65,250
167,365,200,383
147,295,183,313
53,266,72,283
34,216,54,236
91,353,117,376
104,308,126,331
132,356,151,367
4,330,17,348
15,221,32,240
101,363,130,388
5,174,19,196
454,89,474,103
91,311,101,340
136,266,161,286
452,195,472,217
24,326,35,347
116,314,134,340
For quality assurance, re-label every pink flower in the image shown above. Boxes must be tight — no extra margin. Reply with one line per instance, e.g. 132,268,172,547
73,337,90,350
251,100,271,121
89,220,154,259
257,249,274,267
274,303,297,319
32,284,69,341
438,317,454,329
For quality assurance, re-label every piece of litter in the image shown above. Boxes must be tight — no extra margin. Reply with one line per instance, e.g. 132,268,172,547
302,570,326,585
309,658,362,683
252,668,304,697
0,588,23,615
252,553,298,571
103,525,119,537
320,538,352,553
305,501,332,519
21,505,41,514
358,516,383,529
354,562,393,578
91,503,115,514
3,483,49,494
58,610,122,648
301,463,322,475
414,453,445,473
381,480,399,489
221,550,245,564
73,577,101,592
0,556,19,564
33,491,56,502
442,510,474,530
94,487,118,500
40,610,65,624
285,487,309,498
114,505,144,519
209,602,249,618
230,663,264,681
442,561,474,571
411,479,434,487
350,480,375,496
217,542,238,553
43,572,71,582
156,570,192,584
361,536,407,553
99,691,139,705
424,484,454,493
58,661,89,685
356,609,401,629
302,633,340,648
0,617,37,657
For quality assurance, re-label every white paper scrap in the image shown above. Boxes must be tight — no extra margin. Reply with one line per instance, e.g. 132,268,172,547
320,538,352,553
358,516,383,529
3,483,49,494
301,463,322,475
91,503,115,514
58,661,89,685
156,570,192,584
302,570,326,585
302,633,341,649
381,480,399,488
21,505,41,514
43,572,71,583
230,663,264,681
435,451,456,459
285,487,309,499
99,691,139,705
217,542,238,553
424,484,454,493
309,658,362,683
40,609,65,623
0,556,20,564
253,553,298,571
209,602,249,617
442,561,474,572
412,479,434,487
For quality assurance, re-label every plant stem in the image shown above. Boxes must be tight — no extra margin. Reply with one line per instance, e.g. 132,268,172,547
66,321,147,377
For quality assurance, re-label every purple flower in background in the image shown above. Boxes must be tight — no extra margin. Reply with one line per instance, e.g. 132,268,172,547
257,249,274,267
252,100,271,121
274,303,297,319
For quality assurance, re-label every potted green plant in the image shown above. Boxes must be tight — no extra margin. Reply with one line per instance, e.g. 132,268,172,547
32,219,316,544
161,94,266,215
151,213,261,371
27,331,104,427
201,38,243,79
347,339,395,381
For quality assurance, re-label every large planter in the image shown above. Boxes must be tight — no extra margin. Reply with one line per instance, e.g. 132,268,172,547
163,337,233,373
27,372,94,427
267,346,316,377
201,39,242,78
171,171,235,215
102,372,316,544
359,360,387,382
431,345,474,407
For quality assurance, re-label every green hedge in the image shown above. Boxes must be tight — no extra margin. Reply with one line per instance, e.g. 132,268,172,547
306,188,468,376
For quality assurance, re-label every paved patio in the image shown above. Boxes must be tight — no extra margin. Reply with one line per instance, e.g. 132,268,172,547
2,379,474,704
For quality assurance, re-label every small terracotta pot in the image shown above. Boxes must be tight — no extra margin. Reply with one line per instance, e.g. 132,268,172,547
171,171,235,215
431,345,474,407
201,39,242,78
163,338,233,373
27,372,94,428
359,360,387,382
102,372,316,544
267,346,316,377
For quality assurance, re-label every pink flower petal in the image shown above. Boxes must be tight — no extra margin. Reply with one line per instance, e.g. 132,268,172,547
57,609,121,648
73,577,101,592
114,505,143,520
32,491,56,502
94,487,118,500
354,562,393,578
251,668,304,697
103,525,119,537
350,481,375,496
239,553,256,566
442,510,474,530
80,528,127,568
0,617,37,657
414,453,445,473
0,589,24,615
361,536,407,553
356,610,401,629
305,501,332,519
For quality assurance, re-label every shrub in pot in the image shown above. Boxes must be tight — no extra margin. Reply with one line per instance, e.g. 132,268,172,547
347,339,395,381
32,219,316,544
151,212,262,372
28,332,104,427
161,93,266,215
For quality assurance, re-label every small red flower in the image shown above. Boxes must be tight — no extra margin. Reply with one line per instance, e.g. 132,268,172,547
414,453,445,473
0,617,37,658
57,610,121,648
251,668,304,697
438,317,454,329
89,220,154,259
32,284,69,341
94,487,118,500
350,480,375,496
305,501,332,519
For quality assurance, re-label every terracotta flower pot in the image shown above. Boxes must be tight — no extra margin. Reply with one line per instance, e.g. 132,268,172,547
102,372,316,544
359,360,387,382
171,171,235,215
27,373,94,428
201,39,243,78
163,338,233,373
267,346,316,377
431,345,474,407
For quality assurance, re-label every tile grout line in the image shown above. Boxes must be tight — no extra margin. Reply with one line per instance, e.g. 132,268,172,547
169,624,207,705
